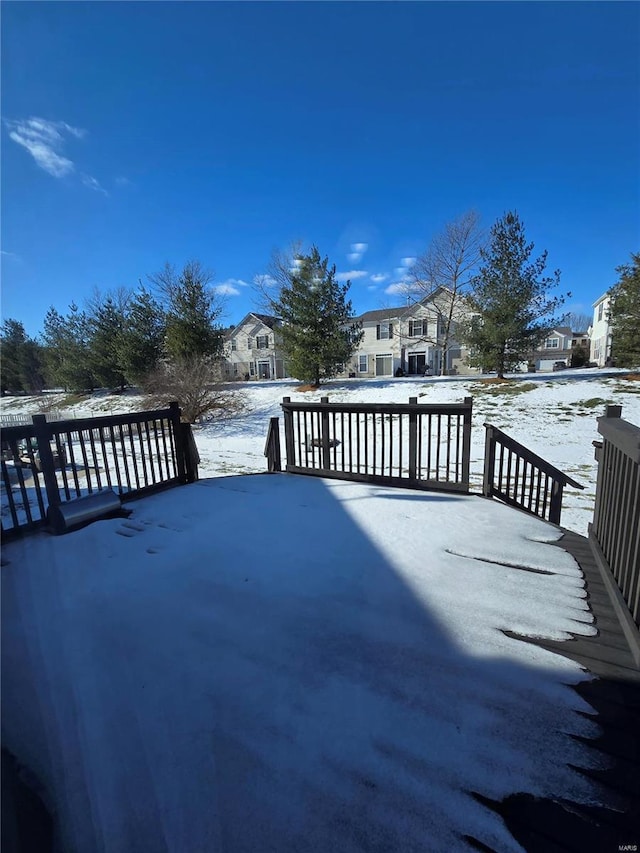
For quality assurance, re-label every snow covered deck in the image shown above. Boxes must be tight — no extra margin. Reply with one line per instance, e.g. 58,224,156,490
1,474,638,851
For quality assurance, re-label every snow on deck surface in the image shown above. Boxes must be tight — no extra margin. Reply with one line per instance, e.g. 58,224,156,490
2,474,606,852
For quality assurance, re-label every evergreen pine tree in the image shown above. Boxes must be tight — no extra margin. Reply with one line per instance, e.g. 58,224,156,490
1,319,29,393
609,253,640,368
41,304,95,391
462,212,566,377
271,247,363,385
117,288,166,385
150,261,223,361
87,297,128,390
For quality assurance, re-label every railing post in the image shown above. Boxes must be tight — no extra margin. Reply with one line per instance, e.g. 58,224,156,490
32,414,61,525
592,405,623,539
483,423,496,498
181,423,200,482
265,417,282,472
591,440,605,535
320,397,330,470
282,398,295,469
169,402,188,483
408,397,418,481
549,480,564,525
462,396,472,491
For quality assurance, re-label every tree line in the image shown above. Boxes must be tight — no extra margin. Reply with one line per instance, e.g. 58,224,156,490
2,212,638,409
0,261,228,422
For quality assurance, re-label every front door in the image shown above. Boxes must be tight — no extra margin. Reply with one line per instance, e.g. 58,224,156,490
408,353,426,375
258,360,271,379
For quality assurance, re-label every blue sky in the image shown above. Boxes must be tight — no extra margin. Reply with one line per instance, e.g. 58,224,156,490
2,1,638,337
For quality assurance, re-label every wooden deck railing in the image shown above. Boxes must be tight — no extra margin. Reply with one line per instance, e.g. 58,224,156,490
1,402,198,538
483,423,584,526
589,405,640,630
264,417,282,473
280,396,472,492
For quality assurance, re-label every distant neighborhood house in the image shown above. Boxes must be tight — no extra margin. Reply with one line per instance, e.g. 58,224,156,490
219,290,610,380
589,293,613,368
223,313,289,380
340,288,478,378
528,327,590,371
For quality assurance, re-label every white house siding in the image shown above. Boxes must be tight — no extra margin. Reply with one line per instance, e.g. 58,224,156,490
590,294,612,367
223,314,288,380
342,292,478,379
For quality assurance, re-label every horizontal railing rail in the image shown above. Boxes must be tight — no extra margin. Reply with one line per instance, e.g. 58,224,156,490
1,402,197,539
0,409,70,428
281,396,472,492
483,423,584,526
589,405,640,631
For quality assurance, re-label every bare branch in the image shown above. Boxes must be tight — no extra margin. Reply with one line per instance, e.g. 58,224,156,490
141,355,245,424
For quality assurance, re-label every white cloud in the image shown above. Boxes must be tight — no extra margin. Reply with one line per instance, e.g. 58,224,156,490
5,116,85,177
5,116,105,194
347,253,362,263
254,274,277,288
335,270,368,282
385,281,421,295
400,257,416,268
351,242,368,253
115,176,132,188
367,285,377,291
81,174,108,196
214,283,241,296
215,278,250,296
370,273,388,283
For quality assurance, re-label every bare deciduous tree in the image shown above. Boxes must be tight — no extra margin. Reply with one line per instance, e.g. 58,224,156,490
561,311,592,333
142,355,245,424
253,241,304,315
407,210,485,374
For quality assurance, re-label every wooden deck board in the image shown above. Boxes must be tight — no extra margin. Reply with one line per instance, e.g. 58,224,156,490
495,529,640,852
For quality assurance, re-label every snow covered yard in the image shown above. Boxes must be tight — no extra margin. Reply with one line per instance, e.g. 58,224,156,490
1,473,610,852
192,371,640,535
3,370,639,535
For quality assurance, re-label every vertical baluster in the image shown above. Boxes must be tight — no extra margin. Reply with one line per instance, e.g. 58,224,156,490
119,424,133,491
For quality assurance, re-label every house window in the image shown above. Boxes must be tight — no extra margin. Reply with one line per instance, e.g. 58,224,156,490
376,323,393,340
598,303,604,321
438,319,446,337
256,334,269,349
233,364,238,375
249,362,255,376
408,319,425,337
247,338,252,349
358,354,368,373
231,339,237,351
544,338,559,349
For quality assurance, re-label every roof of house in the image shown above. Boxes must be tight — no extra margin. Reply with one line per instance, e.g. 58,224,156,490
356,287,465,324
226,312,280,337
357,307,404,323
592,292,610,307
250,313,279,329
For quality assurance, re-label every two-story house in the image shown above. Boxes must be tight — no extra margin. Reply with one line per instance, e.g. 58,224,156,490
341,288,477,378
589,293,613,367
223,313,289,380
528,326,592,371
529,327,575,371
